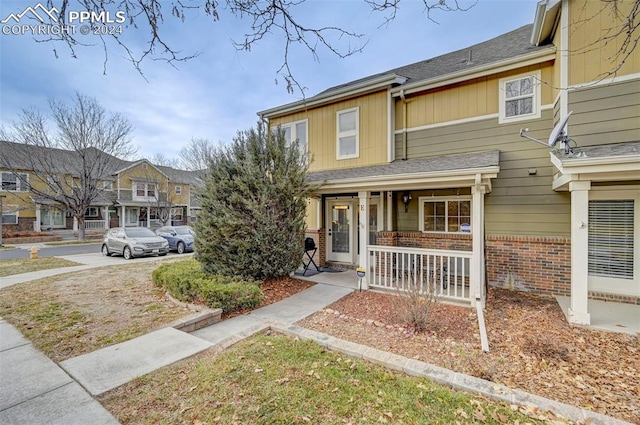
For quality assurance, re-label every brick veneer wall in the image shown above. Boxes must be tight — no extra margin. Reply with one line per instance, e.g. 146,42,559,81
376,232,571,297
304,229,325,268
485,235,571,297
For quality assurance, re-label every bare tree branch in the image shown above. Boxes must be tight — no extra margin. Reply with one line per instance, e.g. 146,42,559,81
0,93,136,240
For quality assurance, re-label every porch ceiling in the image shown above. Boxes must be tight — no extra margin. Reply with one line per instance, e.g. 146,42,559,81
308,150,500,194
551,141,640,191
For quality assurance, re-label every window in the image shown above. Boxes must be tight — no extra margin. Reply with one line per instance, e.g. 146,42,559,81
2,210,18,224
588,200,634,279
175,185,182,195
1,172,28,192
280,120,308,154
85,207,99,217
134,183,156,199
103,181,113,190
171,207,183,220
498,71,541,123
336,107,359,159
419,197,471,233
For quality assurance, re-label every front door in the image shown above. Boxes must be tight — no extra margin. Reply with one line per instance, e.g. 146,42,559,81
42,207,65,228
327,201,354,263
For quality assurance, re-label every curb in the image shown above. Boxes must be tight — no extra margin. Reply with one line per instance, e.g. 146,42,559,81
163,292,223,333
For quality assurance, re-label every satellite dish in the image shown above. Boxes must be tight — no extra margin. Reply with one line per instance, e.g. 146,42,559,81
519,111,575,154
548,111,572,148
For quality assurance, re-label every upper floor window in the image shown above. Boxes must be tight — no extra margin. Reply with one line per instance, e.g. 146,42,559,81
336,107,359,160
419,197,471,233
1,172,28,192
280,119,308,154
498,71,541,124
103,181,113,190
175,185,182,195
134,183,157,200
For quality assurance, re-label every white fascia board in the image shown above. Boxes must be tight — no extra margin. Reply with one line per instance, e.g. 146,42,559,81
313,166,499,194
258,74,408,118
390,50,556,97
531,0,560,46
554,154,640,174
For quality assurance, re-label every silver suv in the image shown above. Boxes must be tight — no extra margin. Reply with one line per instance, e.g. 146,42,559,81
102,227,170,259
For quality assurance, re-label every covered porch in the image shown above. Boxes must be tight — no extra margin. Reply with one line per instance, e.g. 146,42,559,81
551,141,640,325
305,151,500,305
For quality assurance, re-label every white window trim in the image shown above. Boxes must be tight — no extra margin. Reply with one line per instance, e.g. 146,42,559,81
280,119,309,153
498,70,541,124
1,172,29,192
336,107,359,160
175,185,182,195
85,207,99,217
418,196,472,234
1,209,18,225
133,182,158,201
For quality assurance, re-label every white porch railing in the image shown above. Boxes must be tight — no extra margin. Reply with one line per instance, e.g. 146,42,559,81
367,245,473,303
84,220,105,230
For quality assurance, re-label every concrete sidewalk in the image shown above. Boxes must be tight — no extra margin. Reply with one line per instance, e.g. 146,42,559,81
0,318,119,425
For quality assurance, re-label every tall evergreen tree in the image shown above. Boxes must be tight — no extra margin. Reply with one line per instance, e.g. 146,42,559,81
195,121,316,280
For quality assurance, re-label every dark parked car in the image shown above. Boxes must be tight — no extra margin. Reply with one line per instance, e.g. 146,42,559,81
102,227,169,259
155,226,195,254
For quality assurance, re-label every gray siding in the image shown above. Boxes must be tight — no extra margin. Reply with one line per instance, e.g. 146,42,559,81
568,79,640,147
394,109,572,237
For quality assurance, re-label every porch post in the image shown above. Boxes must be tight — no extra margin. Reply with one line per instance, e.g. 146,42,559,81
358,191,370,290
568,181,591,325
103,207,109,229
120,206,125,227
34,206,41,232
471,180,486,305
386,191,393,231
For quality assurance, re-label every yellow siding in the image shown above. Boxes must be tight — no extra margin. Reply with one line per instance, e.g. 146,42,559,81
169,182,190,205
270,91,388,171
305,198,320,229
568,0,640,85
118,164,167,189
396,63,555,130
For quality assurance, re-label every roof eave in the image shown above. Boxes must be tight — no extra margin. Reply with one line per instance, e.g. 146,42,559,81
258,74,408,119
311,165,500,194
391,49,556,97
531,0,561,46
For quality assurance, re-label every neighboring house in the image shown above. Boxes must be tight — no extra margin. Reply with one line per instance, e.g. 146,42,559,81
0,141,201,233
258,0,640,324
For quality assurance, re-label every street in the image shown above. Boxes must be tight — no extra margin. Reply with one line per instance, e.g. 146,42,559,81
1,243,101,260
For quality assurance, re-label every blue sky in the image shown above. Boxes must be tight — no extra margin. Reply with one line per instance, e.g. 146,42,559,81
0,0,540,161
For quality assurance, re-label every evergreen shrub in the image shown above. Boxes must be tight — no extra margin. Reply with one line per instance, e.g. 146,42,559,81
152,259,263,313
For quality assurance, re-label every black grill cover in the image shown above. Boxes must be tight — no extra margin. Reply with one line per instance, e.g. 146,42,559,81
305,237,316,251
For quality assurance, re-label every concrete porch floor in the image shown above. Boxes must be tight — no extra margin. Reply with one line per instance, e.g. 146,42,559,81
294,268,360,289
555,296,640,335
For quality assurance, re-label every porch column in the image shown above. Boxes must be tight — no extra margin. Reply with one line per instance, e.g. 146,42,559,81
386,191,393,231
34,206,41,232
471,181,486,305
103,207,109,229
568,181,591,325
358,191,370,290
120,206,125,227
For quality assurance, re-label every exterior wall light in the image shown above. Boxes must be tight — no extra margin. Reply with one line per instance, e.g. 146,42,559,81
402,191,412,213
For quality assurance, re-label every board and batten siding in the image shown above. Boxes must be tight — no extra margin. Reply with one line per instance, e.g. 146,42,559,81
568,0,640,86
395,109,571,237
567,79,640,147
269,90,389,172
395,64,556,130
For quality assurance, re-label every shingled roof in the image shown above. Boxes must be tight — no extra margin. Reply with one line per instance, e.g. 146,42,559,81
259,24,553,117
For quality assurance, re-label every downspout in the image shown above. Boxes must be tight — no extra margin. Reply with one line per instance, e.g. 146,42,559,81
474,173,490,352
400,89,408,160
